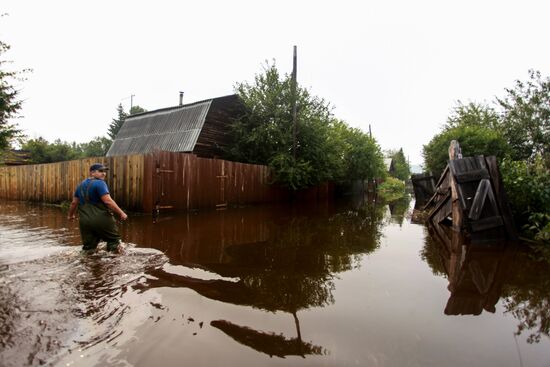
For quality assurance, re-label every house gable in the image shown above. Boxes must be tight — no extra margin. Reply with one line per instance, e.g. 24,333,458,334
106,95,242,157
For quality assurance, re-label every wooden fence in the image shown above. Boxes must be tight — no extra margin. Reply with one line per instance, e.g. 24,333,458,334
143,151,289,213
0,155,145,210
0,151,322,212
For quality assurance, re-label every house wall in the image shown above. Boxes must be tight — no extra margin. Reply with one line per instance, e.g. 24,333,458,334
193,95,244,158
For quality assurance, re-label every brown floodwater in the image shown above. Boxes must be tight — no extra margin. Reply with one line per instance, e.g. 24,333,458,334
0,197,549,367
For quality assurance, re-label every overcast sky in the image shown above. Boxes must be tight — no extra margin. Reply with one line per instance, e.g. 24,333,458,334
2,0,549,165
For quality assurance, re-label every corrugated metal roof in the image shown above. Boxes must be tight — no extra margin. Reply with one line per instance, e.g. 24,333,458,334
106,99,212,156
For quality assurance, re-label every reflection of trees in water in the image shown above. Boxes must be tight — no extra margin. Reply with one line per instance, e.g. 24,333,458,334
421,225,550,343
141,198,387,357
191,196,389,314
501,256,550,344
420,226,449,277
0,199,387,358
240,271,335,312
210,320,325,358
331,195,387,253
155,200,388,314
386,195,412,227
0,200,387,360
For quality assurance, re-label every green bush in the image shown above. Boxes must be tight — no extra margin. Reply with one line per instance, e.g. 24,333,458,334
377,177,406,201
500,157,550,243
423,124,510,175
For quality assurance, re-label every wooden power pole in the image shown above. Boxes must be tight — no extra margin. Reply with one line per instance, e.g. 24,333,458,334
291,45,298,160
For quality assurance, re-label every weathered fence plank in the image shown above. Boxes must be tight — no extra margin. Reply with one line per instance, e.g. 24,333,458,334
0,155,146,211
468,178,491,221
146,151,289,214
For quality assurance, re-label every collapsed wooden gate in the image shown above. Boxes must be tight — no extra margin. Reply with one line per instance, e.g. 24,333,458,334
411,172,436,209
423,141,517,241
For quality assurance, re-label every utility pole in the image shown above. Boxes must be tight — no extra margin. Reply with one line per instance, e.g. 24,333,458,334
121,94,136,112
130,94,135,111
369,124,372,138
291,45,298,160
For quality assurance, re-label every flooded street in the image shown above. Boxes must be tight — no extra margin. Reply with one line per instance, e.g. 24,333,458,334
1,197,549,367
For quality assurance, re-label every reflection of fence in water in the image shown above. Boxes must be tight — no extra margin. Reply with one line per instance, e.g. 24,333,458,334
424,224,550,343
122,199,384,269
121,207,273,265
426,223,517,316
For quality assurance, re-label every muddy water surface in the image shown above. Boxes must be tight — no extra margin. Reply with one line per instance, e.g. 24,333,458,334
0,198,549,367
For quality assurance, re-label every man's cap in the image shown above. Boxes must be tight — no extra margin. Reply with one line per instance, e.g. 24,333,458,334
89,163,109,172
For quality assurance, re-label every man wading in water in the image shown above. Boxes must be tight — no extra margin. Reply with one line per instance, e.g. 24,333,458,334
67,163,128,253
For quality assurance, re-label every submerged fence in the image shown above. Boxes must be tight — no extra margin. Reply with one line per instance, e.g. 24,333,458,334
0,151,309,212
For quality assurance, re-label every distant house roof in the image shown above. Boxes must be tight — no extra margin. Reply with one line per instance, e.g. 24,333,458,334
106,94,243,157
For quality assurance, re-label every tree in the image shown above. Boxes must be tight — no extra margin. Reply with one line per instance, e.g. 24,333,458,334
500,157,550,236
108,104,127,140
22,136,112,163
77,136,111,157
47,139,80,162
107,104,147,141
0,33,29,151
227,62,339,189
21,137,50,163
497,70,550,164
388,148,411,181
342,127,385,182
22,137,80,164
422,102,510,174
444,101,500,130
129,105,147,115
227,62,386,190
323,120,385,184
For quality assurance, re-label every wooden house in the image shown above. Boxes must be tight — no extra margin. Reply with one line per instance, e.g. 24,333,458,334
106,94,244,158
